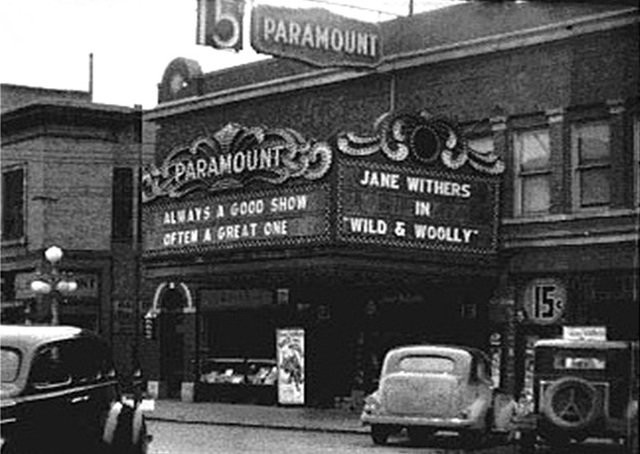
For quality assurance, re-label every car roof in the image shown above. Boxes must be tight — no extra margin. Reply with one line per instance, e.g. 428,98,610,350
534,338,631,349
0,325,94,352
386,344,485,358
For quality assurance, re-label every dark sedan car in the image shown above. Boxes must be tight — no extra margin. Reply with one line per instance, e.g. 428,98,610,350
516,339,638,452
0,325,150,454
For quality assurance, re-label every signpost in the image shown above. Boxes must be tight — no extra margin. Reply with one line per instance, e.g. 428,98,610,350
523,278,566,325
563,326,607,341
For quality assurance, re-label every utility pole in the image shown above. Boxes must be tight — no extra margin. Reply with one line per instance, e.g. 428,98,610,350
89,52,94,101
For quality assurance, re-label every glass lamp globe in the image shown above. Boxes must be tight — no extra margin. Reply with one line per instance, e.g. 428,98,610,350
31,280,52,294
56,279,78,293
44,246,64,263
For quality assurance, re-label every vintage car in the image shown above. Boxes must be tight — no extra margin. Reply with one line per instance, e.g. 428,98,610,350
517,339,639,452
0,325,151,454
361,344,516,446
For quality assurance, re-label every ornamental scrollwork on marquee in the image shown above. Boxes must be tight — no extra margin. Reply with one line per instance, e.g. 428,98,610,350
142,123,333,203
336,110,505,175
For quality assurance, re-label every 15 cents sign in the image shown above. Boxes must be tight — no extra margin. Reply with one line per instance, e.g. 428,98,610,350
523,278,566,325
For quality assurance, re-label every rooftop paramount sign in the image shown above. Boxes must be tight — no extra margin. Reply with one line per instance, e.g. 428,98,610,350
251,5,383,68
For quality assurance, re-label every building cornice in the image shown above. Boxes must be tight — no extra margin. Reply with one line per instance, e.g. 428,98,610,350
145,7,638,121
1,101,141,137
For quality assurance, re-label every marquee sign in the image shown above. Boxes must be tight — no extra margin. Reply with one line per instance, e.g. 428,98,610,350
337,110,505,175
142,185,330,255
142,123,332,203
251,5,382,68
337,162,500,254
336,111,504,254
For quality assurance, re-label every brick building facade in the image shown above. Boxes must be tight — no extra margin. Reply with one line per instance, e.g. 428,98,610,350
0,83,154,376
140,2,639,405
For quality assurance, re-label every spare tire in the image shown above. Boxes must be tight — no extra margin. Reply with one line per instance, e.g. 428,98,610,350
541,377,601,430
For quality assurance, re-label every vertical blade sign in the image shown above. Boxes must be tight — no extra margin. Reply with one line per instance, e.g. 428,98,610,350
197,0,244,51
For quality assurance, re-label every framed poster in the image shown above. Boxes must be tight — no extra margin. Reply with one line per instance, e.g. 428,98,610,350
276,328,305,405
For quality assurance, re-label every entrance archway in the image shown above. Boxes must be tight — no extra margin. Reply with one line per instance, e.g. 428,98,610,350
155,282,192,398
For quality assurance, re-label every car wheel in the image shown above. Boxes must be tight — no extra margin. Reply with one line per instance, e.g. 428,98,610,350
542,377,600,431
371,425,391,445
407,427,433,446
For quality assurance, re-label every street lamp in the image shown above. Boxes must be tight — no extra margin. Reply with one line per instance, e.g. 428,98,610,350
30,245,78,325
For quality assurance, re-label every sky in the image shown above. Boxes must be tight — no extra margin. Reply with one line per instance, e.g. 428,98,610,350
0,0,457,109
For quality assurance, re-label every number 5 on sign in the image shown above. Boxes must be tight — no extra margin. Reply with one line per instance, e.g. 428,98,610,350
524,278,566,325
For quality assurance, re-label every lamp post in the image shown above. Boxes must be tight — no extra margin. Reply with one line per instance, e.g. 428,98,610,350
30,246,78,325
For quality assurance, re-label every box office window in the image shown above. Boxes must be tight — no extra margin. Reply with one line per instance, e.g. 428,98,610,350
1,167,25,241
514,128,551,216
572,121,611,209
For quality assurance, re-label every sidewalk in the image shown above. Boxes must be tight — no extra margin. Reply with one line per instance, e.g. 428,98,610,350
146,399,368,434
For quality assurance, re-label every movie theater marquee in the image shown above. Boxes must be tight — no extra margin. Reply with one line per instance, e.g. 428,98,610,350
141,113,504,257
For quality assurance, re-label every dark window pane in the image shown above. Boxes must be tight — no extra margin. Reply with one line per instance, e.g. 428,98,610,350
522,175,550,214
518,130,550,172
576,123,610,164
515,129,550,216
580,168,610,206
1,168,25,240
111,167,133,241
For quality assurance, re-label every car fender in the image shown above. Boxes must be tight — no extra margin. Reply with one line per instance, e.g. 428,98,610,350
493,392,517,432
132,405,145,445
102,402,123,445
461,387,491,429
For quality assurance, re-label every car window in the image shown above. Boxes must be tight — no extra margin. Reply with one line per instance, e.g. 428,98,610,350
30,344,70,387
398,355,455,373
64,338,114,382
476,355,490,381
1,348,22,382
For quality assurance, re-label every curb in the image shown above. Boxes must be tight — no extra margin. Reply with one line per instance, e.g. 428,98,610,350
146,415,368,434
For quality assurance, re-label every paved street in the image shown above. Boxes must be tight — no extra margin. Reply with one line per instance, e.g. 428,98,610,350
149,420,523,454
145,401,631,454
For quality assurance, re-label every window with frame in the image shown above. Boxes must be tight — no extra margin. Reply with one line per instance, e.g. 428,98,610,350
513,128,551,216
572,121,611,209
1,167,25,241
111,167,133,242
634,116,639,206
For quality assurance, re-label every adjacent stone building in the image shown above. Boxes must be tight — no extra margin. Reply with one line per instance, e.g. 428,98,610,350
0,83,154,376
